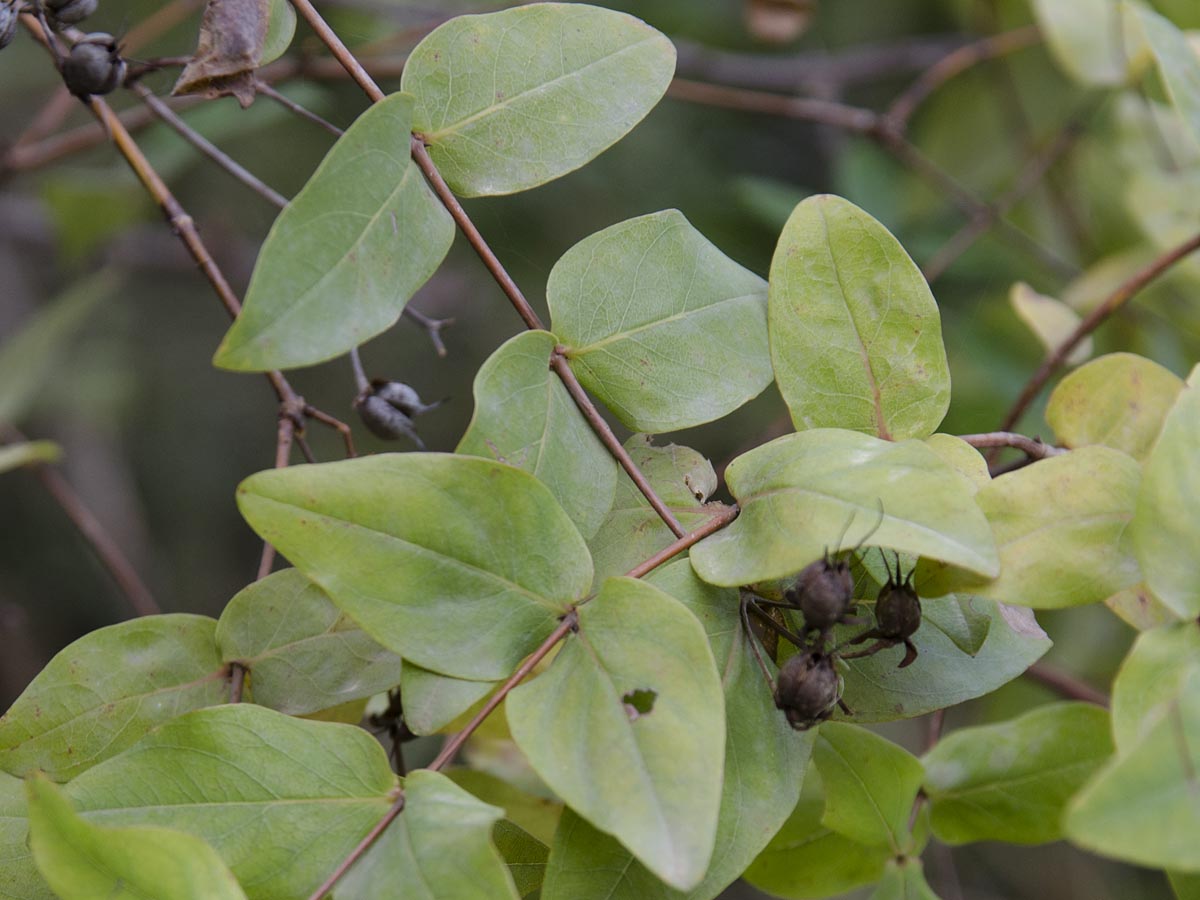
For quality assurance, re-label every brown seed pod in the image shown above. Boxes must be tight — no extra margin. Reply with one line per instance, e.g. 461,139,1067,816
62,33,125,97
0,3,19,51
45,0,99,26
787,555,855,633
355,380,442,447
773,651,840,730
840,552,922,668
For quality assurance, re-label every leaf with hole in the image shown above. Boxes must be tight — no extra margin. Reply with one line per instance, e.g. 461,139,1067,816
548,209,771,433
339,770,519,900
1047,353,1184,461
401,3,675,196
689,429,997,587
458,330,617,539
1131,365,1200,618
0,615,227,781
237,453,592,680
215,569,401,716
213,92,454,371
27,774,247,900
769,195,950,441
61,705,396,899
507,577,724,890
922,702,1113,845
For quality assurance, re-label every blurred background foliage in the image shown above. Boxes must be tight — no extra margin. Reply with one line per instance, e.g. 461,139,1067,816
1,1,1197,896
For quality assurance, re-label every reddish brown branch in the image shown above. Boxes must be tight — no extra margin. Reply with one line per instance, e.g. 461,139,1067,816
1023,662,1109,707
303,792,406,900
228,662,246,703
623,505,739,580
999,229,1200,431
956,431,1066,459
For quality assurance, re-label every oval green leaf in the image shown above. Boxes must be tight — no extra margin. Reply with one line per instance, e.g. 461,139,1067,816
1047,352,1184,461
0,615,227,781
769,195,950,440
63,705,396,899
814,723,924,852
401,3,675,196
236,453,593,680
457,330,617,539
1031,0,1130,86
399,663,495,736
923,702,1113,845
949,446,1142,608
213,92,454,371
1131,365,1200,618
1,771,51,900
1132,5,1200,147
215,569,401,716
507,577,725,890
27,774,247,900
548,209,771,433
340,769,519,900
1111,622,1200,754
690,429,998,587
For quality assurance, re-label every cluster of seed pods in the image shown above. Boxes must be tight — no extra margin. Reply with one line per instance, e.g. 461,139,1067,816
0,0,126,97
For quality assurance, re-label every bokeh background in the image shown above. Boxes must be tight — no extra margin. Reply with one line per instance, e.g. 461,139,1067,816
2,1,1198,896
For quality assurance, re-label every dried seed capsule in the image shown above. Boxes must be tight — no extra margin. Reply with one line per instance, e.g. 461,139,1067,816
62,33,125,97
0,3,19,51
357,395,424,448
774,651,840,731
787,556,855,633
370,379,441,417
44,0,98,26
875,577,921,641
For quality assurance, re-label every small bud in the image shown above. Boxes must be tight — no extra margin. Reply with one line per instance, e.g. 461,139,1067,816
774,652,839,730
62,33,125,97
0,3,19,51
45,0,99,26
787,557,854,633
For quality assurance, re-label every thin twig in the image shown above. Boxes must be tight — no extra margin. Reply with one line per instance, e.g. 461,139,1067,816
999,229,1200,431
1023,662,1109,707
885,26,1040,128
305,405,356,458
402,306,454,357
128,83,289,208
668,77,879,133
623,504,739,580
956,431,1066,459
288,0,386,102
256,415,298,579
303,793,406,900
255,80,344,137
229,662,246,703
349,348,370,396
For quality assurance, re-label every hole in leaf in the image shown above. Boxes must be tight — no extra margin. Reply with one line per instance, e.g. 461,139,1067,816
622,688,656,720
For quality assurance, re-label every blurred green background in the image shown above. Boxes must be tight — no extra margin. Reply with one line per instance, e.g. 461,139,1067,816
2,1,1197,896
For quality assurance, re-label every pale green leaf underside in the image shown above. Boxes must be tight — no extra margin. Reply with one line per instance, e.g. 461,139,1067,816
1032,0,1130,86
62,705,396,899
1132,365,1200,618
0,615,226,781
922,702,1113,845
1046,352,1183,461
457,330,617,540
400,663,495,736
236,453,593,680
507,577,725,890
949,446,1142,609
0,770,51,900
214,92,454,371
1134,4,1200,148
690,429,998,587
259,0,296,68
769,195,950,441
341,770,519,900
215,569,401,716
1111,623,1200,754
402,3,675,196
549,209,771,433
27,775,247,900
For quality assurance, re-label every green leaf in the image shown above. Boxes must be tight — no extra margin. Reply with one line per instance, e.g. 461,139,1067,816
1064,670,1200,872
541,810,675,900
814,723,924,851
1031,0,1130,86
1046,353,1184,461
922,702,1113,845
1131,365,1200,618
932,446,1142,609
690,429,998,587
870,858,940,900
588,435,719,586
236,453,592,680
0,615,227,781
445,770,562,845
1111,622,1200,754
1010,282,1093,366
1104,582,1184,630
768,195,950,441
0,270,116,424
213,93,454,371
401,3,675,196
63,705,396,898
507,577,725,890
743,768,890,899
259,0,296,67
457,330,617,539
0,771,51,900
340,770,519,900
0,442,61,475
399,663,495,736
27,774,246,900
922,434,989,494
837,599,1051,722
493,820,549,899
923,594,991,656
548,209,771,433
215,569,401,716
1170,870,1200,900
1132,4,1200,147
